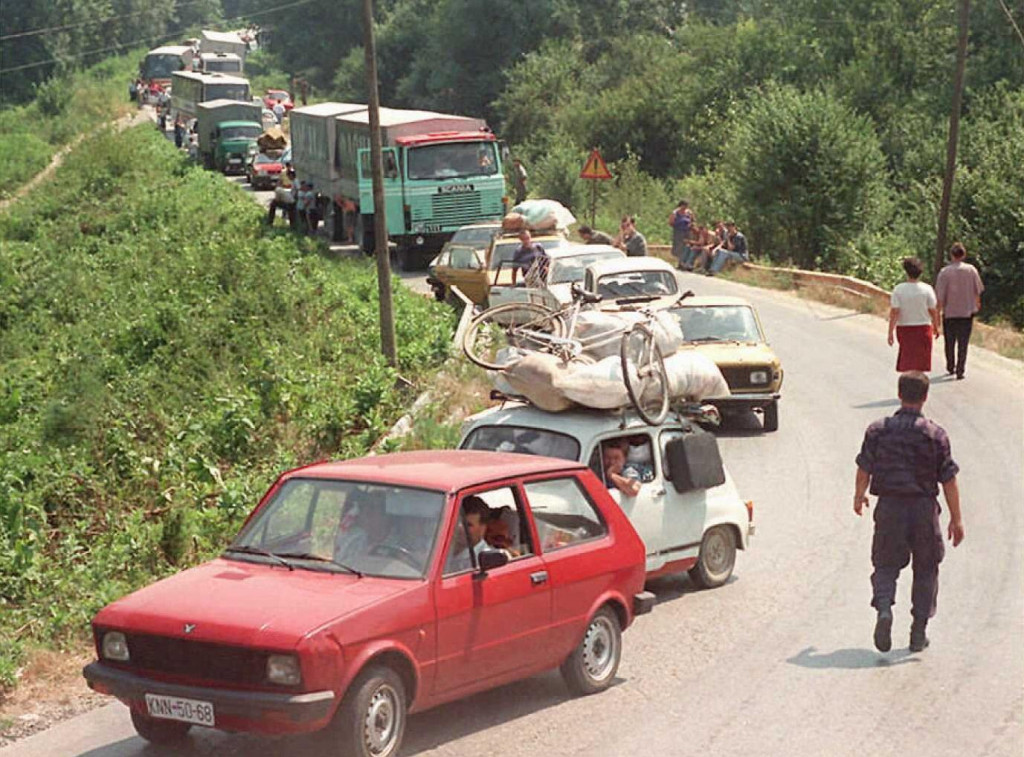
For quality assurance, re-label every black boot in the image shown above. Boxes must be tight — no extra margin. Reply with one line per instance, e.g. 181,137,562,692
874,607,893,652
909,619,930,652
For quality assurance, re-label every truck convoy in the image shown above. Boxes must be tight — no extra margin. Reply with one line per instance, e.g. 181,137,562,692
195,100,262,173
290,103,507,268
138,45,192,100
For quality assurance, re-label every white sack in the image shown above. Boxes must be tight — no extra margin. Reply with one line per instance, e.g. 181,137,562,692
650,310,684,357
511,199,576,231
554,356,630,410
501,353,576,412
575,310,641,361
663,350,730,401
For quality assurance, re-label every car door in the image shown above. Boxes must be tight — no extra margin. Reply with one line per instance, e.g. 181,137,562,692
432,484,553,695
445,245,488,304
587,434,667,573
520,474,616,655
655,428,708,569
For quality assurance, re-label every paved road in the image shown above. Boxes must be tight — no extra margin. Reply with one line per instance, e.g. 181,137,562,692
5,272,1021,757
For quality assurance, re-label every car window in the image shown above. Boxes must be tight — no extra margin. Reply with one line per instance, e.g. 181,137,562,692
673,305,762,343
443,487,533,576
461,425,580,461
231,479,445,579
489,238,563,270
450,246,480,269
549,251,623,284
451,227,499,247
596,270,678,299
433,250,451,267
523,477,607,552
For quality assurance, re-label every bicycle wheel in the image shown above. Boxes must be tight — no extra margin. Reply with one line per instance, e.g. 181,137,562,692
463,302,566,371
620,324,670,425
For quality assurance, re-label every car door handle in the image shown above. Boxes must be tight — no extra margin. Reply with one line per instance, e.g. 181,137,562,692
530,571,548,585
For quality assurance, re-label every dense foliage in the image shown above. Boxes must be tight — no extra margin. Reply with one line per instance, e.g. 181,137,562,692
236,0,1023,324
0,126,454,685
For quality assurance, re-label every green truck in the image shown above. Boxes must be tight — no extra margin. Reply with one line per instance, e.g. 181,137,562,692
195,99,262,174
291,104,507,268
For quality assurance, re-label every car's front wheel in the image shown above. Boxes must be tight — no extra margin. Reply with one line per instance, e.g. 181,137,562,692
689,525,737,589
332,665,407,757
130,709,191,745
560,606,621,696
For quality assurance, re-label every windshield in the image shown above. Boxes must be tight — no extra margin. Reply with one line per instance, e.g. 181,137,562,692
266,91,289,102
489,238,563,270
462,425,580,461
220,125,261,140
550,251,623,285
207,83,249,101
672,305,763,343
407,142,499,181
229,479,445,578
596,270,678,299
142,55,182,80
254,153,281,165
451,226,499,248
205,60,240,73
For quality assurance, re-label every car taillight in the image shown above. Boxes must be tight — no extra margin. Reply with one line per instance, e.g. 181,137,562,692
745,500,754,521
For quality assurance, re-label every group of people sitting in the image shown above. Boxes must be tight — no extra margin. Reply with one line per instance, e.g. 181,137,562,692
578,215,648,258
670,200,749,275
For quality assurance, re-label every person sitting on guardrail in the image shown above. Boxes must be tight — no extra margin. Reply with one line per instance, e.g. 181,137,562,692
707,221,749,275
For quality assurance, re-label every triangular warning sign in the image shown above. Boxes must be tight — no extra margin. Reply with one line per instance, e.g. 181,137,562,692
579,148,612,180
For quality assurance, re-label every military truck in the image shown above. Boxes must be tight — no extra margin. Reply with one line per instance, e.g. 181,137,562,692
199,52,243,75
199,29,249,60
195,99,262,173
289,102,367,241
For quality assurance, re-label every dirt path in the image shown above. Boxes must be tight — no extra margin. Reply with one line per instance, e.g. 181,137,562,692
0,107,155,213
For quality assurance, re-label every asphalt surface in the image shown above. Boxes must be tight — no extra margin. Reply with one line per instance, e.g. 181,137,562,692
5,267,1021,756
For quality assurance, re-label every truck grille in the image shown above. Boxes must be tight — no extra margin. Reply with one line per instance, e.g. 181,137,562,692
126,633,268,686
426,192,483,227
720,365,772,393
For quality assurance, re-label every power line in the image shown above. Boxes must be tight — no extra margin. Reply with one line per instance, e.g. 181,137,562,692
0,0,316,75
0,0,212,42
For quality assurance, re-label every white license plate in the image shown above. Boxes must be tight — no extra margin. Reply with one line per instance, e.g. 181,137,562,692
145,693,215,726
228,159,242,164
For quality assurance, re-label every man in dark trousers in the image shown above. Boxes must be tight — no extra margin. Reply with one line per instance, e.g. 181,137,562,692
854,371,965,653
936,242,984,380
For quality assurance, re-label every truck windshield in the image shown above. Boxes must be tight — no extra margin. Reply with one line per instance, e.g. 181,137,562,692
205,60,240,73
462,426,580,461
220,125,261,140
230,479,445,579
407,142,499,181
207,83,249,101
142,54,182,80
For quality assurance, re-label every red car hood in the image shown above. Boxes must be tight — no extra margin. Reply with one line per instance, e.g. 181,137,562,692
95,558,417,648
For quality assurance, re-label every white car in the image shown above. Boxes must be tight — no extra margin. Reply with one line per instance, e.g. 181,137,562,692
583,256,681,307
459,404,753,585
487,243,625,311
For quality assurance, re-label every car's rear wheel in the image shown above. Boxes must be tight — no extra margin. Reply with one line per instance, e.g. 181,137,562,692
130,709,192,745
332,665,406,757
689,525,737,589
762,400,779,432
560,606,621,696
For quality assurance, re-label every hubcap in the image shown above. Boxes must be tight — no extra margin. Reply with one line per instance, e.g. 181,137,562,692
363,683,401,755
582,616,618,682
705,530,732,574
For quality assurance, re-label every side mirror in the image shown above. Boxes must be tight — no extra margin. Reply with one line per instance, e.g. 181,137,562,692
665,432,726,493
478,549,509,572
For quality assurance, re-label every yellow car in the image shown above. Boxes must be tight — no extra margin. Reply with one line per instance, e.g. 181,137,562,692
428,226,567,306
667,296,783,432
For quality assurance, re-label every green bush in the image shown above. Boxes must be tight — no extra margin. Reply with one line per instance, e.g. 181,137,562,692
0,125,454,687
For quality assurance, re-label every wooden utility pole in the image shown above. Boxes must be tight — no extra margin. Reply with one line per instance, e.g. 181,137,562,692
934,0,970,277
361,0,397,366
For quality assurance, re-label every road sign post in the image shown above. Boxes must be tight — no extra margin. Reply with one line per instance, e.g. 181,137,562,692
579,148,612,227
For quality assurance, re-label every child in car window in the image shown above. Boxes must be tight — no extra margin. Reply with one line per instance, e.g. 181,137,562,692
623,435,655,483
602,443,641,497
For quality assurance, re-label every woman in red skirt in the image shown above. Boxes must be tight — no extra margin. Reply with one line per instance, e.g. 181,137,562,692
887,257,940,372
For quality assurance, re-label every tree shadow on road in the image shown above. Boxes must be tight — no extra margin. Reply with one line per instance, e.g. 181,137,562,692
787,646,919,670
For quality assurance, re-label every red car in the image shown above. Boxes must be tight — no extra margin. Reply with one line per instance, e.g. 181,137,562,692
83,451,652,756
262,88,294,112
246,152,284,190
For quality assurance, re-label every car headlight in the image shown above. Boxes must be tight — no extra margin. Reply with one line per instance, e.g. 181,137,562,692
266,654,302,685
750,370,769,384
102,631,130,661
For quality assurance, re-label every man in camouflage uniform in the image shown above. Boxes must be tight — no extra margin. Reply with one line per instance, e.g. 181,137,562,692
854,371,965,653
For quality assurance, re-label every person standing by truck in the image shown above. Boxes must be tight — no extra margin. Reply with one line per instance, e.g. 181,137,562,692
512,158,528,205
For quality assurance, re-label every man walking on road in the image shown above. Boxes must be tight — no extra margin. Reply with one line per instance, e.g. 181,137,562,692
854,371,965,654
935,242,984,380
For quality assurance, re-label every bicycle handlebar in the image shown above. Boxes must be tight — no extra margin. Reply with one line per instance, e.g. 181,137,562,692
570,283,603,305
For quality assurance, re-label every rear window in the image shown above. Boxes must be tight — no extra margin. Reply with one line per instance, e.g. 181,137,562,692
461,425,580,461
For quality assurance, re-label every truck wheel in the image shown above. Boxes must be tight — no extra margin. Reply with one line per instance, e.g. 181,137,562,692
332,665,406,757
688,525,737,589
762,400,779,432
560,606,621,696
130,709,191,745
